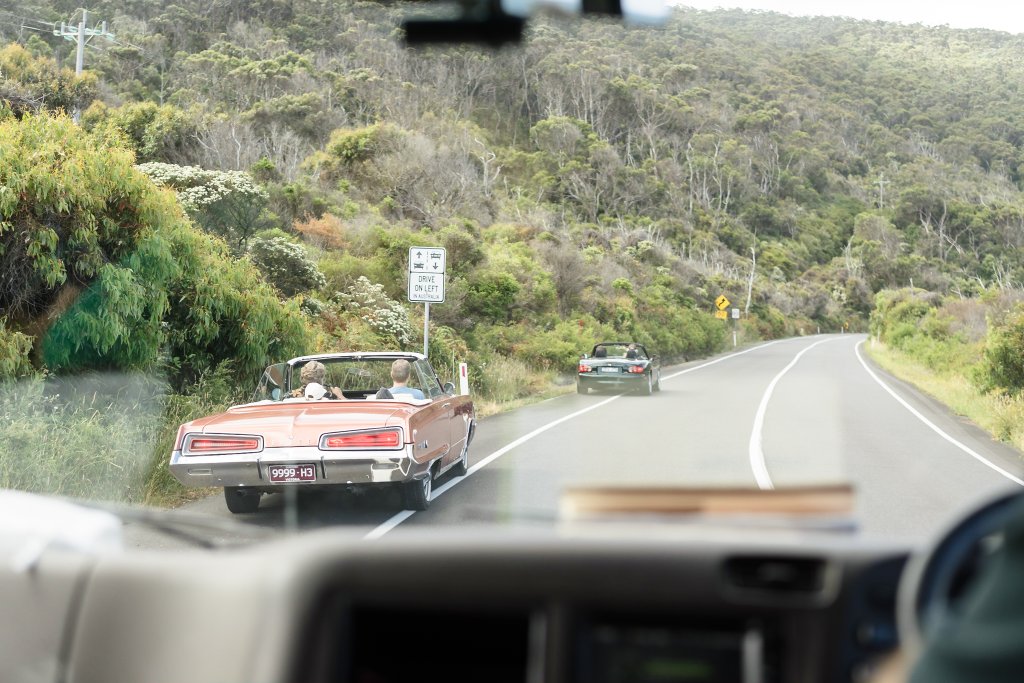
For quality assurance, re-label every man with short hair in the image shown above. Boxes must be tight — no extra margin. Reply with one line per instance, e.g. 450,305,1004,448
389,359,425,399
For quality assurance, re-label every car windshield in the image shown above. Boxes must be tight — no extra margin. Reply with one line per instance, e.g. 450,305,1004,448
2,0,1024,556
253,356,439,400
593,344,630,358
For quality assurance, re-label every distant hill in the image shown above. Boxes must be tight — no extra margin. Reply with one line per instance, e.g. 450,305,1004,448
4,1,1024,379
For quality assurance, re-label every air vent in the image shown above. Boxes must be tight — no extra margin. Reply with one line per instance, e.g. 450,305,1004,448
723,556,826,594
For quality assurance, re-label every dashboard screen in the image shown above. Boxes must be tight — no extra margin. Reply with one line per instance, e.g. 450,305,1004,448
346,605,532,683
579,622,765,683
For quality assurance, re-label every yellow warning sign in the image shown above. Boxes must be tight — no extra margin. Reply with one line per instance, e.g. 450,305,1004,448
715,295,731,311
715,310,729,320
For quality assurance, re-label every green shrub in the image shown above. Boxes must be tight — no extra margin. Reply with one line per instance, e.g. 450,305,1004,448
160,226,311,387
982,304,1024,395
248,235,327,297
869,288,940,345
465,271,521,323
0,320,33,380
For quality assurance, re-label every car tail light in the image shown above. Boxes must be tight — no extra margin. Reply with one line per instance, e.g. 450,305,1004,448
183,434,262,455
578,364,593,373
627,365,644,374
320,428,404,450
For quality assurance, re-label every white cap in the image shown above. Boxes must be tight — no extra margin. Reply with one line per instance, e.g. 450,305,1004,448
304,382,327,400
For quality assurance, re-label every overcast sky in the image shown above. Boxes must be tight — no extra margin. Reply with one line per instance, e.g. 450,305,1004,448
672,1,1024,34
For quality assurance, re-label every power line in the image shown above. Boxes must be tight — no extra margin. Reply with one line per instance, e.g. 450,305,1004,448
0,10,54,31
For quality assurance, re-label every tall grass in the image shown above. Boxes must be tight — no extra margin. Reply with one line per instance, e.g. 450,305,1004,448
865,341,1024,454
0,369,237,506
470,355,570,418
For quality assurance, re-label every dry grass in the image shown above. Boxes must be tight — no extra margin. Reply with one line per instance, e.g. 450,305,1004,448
865,341,1024,454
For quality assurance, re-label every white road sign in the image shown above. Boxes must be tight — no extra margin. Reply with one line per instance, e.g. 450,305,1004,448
408,272,445,303
408,246,446,303
409,246,446,274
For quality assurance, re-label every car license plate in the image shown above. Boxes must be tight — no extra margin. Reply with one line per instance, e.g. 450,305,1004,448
268,464,317,483
599,367,619,373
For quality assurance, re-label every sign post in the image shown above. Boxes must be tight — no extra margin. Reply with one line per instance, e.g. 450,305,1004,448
408,247,447,357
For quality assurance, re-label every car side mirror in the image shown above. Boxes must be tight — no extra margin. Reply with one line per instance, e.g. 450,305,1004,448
443,382,456,395
581,353,589,360
271,388,281,401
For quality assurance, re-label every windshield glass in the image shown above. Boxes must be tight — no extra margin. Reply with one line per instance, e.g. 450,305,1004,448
2,0,1023,553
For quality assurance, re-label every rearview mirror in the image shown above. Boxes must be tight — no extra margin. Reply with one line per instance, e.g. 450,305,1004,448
271,388,281,401
402,0,666,46
443,382,456,395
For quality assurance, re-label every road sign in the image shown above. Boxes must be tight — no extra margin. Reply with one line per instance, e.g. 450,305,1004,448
409,246,446,274
715,310,728,320
715,294,731,311
408,246,446,304
731,308,740,319
408,272,445,303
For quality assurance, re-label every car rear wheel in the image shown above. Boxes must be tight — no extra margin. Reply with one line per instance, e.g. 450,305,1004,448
223,487,261,514
403,470,433,511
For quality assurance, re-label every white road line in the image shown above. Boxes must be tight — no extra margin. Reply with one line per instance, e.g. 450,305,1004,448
855,340,1024,487
364,338,801,540
748,338,838,490
363,394,623,540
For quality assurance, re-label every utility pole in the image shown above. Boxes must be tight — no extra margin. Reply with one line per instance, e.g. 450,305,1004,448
744,245,756,315
53,9,114,119
875,172,890,209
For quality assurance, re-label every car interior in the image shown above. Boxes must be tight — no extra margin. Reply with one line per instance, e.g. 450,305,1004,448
1,486,1016,683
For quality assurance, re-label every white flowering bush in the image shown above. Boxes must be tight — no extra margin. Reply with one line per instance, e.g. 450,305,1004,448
247,236,326,298
136,162,269,250
336,276,413,347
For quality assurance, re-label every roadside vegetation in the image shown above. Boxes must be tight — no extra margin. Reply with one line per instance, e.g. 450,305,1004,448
4,5,1024,502
866,289,1024,454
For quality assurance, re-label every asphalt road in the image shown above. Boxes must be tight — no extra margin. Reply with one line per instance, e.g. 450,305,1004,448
127,334,1024,548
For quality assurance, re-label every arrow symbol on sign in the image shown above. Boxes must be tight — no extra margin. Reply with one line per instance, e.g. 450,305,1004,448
433,263,439,269
416,251,422,258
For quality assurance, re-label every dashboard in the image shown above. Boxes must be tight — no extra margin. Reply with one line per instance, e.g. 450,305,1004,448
0,524,914,683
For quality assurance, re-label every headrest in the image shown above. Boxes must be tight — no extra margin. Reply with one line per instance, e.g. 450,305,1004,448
305,382,327,400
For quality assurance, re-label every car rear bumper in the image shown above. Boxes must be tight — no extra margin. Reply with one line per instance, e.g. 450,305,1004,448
169,445,427,489
578,373,649,388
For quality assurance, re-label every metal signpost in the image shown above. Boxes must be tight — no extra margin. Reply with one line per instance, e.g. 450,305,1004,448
408,247,446,357
714,295,737,346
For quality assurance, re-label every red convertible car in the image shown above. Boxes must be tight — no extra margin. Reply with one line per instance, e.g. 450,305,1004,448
169,352,475,513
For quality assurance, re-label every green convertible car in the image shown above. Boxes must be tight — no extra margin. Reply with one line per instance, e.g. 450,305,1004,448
577,341,661,395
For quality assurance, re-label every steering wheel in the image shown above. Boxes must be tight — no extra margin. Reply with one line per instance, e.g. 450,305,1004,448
896,488,1024,658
